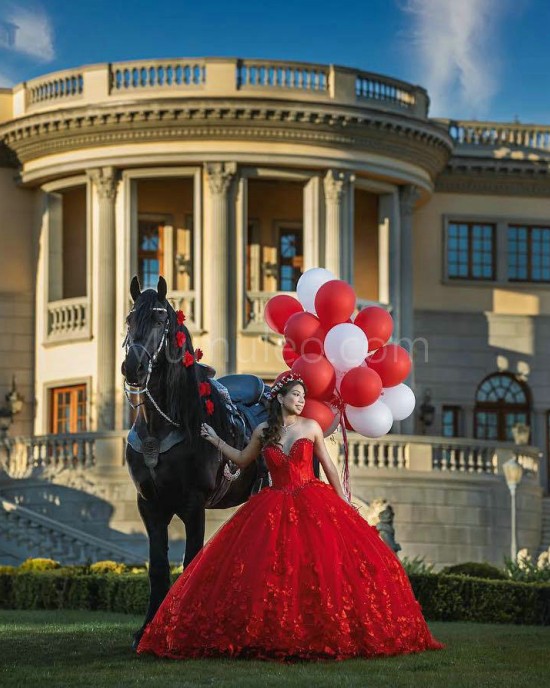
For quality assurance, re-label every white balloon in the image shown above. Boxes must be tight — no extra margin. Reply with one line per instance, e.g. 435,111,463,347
346,401,393,438
324,323,369,373
296,267,335,314
381,384,416,421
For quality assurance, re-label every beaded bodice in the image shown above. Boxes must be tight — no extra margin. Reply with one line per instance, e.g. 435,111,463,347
263,437,315,491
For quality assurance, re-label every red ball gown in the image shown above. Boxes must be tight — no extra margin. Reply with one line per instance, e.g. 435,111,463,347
137,437,443,661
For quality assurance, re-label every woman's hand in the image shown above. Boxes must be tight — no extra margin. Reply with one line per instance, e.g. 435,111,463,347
201,422,219,444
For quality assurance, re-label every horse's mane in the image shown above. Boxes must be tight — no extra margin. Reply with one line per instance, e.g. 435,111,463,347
130,289,233,449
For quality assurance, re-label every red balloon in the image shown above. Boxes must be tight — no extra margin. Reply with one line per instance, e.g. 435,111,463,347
354,307,393,351
264,295,303,334
340,366,383,407
367,344,411,388
301,398,337,434
282,341,299,367
314,280,356,329
284,312,325,356
292,355,336,401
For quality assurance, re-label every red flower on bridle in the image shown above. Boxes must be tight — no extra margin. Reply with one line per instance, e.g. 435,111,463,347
176,310,186,325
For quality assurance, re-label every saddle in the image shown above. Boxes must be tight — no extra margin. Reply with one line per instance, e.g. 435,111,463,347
213,374,271,496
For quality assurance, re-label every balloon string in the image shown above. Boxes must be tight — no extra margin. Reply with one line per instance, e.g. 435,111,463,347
334,391,351,502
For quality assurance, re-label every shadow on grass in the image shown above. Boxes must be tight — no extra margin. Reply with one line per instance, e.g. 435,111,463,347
0,611,548,688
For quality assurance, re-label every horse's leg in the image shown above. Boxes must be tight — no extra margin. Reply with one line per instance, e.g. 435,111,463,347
177,491,206,569
132,495,172,649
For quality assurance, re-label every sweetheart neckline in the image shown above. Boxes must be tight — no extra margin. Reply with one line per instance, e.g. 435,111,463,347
267,437,314,458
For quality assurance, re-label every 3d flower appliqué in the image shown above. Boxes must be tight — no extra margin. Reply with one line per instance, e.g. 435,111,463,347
176,310,186,325
176,331,187,348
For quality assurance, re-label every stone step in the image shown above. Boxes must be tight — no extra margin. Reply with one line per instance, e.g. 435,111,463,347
0,497,142,565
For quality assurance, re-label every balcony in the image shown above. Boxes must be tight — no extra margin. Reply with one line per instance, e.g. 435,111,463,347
12,58,429,120
46,297,90,343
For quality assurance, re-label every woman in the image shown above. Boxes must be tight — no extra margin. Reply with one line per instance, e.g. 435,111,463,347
137,372,443,661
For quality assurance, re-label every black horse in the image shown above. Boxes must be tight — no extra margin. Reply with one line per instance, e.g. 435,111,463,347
122,276,267,647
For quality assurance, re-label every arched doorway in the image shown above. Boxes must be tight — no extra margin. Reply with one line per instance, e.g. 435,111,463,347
474,373,531,441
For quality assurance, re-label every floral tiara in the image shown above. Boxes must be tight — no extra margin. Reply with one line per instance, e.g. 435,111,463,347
269,372,305,400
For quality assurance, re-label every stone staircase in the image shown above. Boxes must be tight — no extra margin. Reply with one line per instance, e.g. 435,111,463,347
0,496,140,565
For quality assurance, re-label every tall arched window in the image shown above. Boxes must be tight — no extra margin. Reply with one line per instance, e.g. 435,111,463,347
474,373,530,441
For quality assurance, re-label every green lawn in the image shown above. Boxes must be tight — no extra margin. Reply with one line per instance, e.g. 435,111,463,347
0,610,548,688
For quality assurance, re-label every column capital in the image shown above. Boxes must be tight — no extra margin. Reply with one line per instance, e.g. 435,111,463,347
88,166,119,200
204,162,237,195
323,169,352,203
399,185,421,218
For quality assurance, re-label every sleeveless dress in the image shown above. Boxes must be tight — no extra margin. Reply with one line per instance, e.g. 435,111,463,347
137,437,443,661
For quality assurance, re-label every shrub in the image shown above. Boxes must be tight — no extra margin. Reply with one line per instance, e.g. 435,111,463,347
440,562,507,580
400,555,435,576
89,561,127,575
409,573,550,625
0,566,16,575
504,549,550,583
18,558,61,572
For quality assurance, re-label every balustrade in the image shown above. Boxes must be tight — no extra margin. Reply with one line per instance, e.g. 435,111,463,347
444,119,550,152
47,298,89,341
13,58,428,118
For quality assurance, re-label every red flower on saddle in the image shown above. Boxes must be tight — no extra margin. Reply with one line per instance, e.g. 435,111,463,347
199,381,211,397
183,351,195,367
205,399,215,415
195,348,204,361
176,331,187,348
176,310,186,325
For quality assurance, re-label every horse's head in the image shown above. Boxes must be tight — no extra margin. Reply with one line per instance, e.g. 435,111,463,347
122,275,172,387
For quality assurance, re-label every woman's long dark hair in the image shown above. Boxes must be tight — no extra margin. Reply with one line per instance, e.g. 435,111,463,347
261,380,307,448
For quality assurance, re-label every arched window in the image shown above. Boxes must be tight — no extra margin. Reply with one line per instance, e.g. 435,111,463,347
474,373,530,441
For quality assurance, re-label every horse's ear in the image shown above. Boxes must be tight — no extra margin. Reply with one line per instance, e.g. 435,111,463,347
157,276,167,301
130,275,141,302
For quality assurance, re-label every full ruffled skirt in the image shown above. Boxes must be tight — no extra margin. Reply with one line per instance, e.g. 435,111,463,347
137,480,443,661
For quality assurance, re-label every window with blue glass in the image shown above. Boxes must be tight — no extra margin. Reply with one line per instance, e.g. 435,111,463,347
508,225,550,282
442,406,461,437
138,220,164,290
278,227,303,291
447,222,495,280
474,373,530,441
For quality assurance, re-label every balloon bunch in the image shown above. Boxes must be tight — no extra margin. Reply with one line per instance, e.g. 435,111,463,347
264,268,415,441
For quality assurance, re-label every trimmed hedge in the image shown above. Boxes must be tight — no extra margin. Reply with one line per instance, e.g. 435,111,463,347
439,562,508,581
0,571,548,625
411,573,550,625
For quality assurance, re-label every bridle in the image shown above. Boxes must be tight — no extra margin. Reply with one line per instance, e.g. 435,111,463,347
123,306,180,427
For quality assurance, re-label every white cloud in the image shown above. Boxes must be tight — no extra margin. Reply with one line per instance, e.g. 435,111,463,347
0,1,55,62
401,0,511,118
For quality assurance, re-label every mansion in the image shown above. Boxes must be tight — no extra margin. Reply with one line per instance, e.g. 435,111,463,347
0,57,548,566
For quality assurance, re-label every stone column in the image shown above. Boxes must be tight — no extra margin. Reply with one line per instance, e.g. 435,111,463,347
204,162,237,376
399,185,420,349
399,185,420,435
323,170,353,279
89,167,118,431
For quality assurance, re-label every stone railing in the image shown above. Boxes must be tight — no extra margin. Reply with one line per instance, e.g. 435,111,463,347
0,431,129,479
9,59,429,118
166,290,198,332
244,290,295,333
47,297,90,342
0,496,137,564
25,68,84,107
339,433,541,479
441,119,550,152
237,59,329,93
111,59,206,93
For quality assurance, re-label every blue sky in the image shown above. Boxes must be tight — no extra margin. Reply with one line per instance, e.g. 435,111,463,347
0,0,548,123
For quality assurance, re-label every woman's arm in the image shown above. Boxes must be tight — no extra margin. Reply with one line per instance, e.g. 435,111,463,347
310,420,349,502
201,422,265,469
